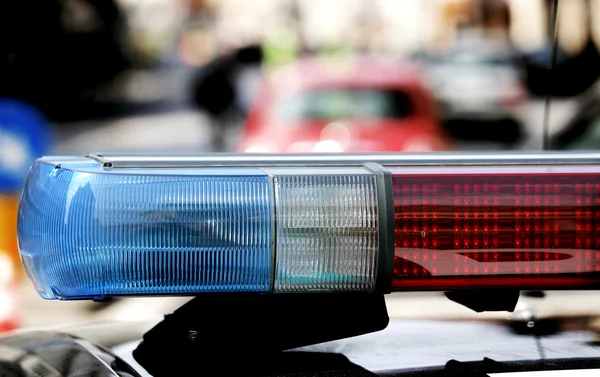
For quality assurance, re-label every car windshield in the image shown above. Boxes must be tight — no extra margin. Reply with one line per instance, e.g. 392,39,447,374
275,89,413,121
3,0,600,376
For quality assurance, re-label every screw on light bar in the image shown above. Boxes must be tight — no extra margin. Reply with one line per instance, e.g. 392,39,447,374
17,152,600,300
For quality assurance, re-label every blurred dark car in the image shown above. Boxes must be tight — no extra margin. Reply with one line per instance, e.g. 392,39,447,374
4,308,600,376
0,0,131,122
417,31,526,146
238,57,452,153
421,31,527,122
551,86,600,150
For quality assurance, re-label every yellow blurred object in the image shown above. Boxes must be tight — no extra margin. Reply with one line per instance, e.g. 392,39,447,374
0,195,21,280
263,29,300,69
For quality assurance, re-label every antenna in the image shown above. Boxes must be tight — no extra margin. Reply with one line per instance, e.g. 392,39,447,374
541,0,560,150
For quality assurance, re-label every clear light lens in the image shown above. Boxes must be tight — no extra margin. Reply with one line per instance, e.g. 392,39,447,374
273,175,379,292
18,161,272,299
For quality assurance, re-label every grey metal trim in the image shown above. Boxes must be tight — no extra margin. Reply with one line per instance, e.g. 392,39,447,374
87,151,600,169
261,167,372,176
267,173,277,293
363,163,394,294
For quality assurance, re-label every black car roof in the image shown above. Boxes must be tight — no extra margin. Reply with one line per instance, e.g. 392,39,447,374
102,319,600,376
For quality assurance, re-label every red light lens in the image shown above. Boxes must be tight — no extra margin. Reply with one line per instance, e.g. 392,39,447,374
391,166,600,290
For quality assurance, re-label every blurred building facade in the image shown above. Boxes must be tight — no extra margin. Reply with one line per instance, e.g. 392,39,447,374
193,0,600,56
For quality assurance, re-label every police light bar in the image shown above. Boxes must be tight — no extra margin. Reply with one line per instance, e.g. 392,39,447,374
16,152,600,300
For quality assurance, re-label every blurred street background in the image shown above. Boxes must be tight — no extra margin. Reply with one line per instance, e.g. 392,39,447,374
3,0,600,330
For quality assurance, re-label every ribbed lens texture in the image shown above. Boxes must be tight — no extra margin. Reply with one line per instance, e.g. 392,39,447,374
18,162,272,299
391,171,600,290
273,175,378,292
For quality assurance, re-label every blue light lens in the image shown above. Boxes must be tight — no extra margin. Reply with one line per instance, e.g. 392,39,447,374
18,160,272,299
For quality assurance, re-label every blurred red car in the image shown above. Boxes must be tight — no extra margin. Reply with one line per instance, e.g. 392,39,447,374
238,57,452,153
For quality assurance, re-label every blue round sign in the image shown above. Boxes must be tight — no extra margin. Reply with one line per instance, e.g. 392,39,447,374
0,99,51,193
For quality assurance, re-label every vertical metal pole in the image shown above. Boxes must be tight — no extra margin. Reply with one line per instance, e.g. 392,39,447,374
541,0,560,150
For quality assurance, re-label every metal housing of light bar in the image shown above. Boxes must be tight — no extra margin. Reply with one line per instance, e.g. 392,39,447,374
18,152,600,300
87,151,600,169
